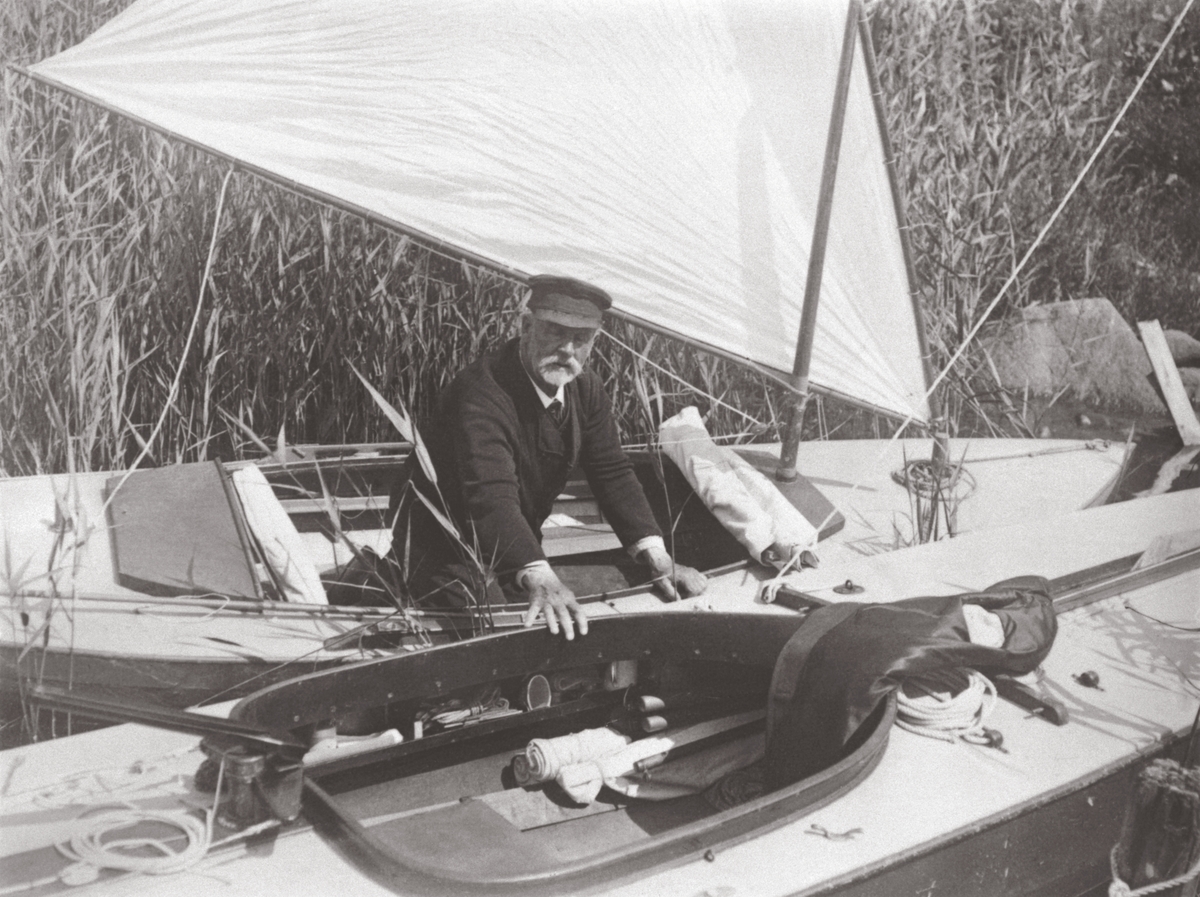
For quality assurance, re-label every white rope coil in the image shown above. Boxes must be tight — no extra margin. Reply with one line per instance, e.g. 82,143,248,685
55,804,212,876
424,686,519,729
895,668,998,746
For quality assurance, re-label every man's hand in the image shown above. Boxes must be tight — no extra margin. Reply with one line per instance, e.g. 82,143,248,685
521,566,588,640
640,545,707,601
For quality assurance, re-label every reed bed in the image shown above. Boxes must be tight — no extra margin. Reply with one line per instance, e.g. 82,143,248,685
870,0,1199,434
2,0,1196,477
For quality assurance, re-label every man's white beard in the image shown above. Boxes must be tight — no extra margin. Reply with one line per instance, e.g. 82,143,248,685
537,357,583,388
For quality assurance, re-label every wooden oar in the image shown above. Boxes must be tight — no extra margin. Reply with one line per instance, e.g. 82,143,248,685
1050,545,1200,613
766,544,1200,617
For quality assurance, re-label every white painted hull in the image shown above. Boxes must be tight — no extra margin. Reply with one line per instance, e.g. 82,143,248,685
0,438,1130,709
1,488,1196,897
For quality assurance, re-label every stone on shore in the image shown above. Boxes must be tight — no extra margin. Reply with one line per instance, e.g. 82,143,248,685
1179,368,1200,404
979,298,1166,413
1164,329,1200,367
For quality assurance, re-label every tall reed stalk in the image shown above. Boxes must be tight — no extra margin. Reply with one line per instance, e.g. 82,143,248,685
3,0,1194,478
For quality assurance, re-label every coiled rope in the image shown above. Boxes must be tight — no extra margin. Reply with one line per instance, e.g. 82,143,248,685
56,804,212,877
0,756,233,895
422,685,519,729
895,668,999,747
60,755,225,879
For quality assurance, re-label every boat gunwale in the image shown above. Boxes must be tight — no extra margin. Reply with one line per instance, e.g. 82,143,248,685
298,696,896,897
230,612,806,730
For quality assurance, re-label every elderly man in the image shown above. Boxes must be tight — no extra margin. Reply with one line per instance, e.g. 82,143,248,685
388,274,706,638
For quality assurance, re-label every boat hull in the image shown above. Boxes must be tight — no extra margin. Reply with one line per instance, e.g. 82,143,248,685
797,736,1192,897
231,611,897,897
1,437,1131,730
1,491,1197,896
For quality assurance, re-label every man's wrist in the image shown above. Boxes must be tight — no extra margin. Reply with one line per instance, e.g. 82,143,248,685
517,560,553,590
630,535,665,562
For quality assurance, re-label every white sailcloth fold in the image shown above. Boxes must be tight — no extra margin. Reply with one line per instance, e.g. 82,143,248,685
29,0,931,423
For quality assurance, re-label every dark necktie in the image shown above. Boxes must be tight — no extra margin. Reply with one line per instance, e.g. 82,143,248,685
547,398,566,426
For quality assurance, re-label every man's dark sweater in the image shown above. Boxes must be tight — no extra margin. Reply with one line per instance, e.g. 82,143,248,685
389,338,660,606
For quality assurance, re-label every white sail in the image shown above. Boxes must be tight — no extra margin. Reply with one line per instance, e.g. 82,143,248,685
29,0,931,423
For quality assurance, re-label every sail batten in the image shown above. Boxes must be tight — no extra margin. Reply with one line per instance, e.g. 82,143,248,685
29,0,932,424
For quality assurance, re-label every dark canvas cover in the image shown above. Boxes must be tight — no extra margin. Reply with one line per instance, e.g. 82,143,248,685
765,576,1056,789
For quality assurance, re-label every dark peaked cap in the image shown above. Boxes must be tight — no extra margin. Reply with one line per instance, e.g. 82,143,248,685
527,274,612,328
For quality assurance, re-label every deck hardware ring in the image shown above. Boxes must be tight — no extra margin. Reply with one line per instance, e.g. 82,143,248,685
891,459,977,502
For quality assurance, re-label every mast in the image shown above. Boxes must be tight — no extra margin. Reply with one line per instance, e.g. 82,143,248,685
775,0,860,483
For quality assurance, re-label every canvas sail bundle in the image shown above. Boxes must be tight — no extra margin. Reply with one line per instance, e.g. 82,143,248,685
28,0,932,423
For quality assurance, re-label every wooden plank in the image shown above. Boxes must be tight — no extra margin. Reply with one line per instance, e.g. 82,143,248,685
481,787,625,830
542,525,622,557
364,796,562,877
1139,320,1200,445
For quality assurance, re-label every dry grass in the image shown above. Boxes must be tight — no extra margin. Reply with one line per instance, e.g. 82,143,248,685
870,0,1200,434
2,0,1195,477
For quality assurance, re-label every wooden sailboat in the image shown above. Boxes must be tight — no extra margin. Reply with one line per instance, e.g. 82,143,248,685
2,487,1196,896
3,0,1137,724
0,433,1127,721
4,2,1197,894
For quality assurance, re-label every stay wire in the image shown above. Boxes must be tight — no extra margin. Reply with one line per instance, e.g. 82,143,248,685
786,1,1199,545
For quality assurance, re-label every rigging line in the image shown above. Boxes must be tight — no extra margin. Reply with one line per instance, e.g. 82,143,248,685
1123,601,1200,633
946,441,1112,463
600,329,771,431
787,5,1197,547
100,167,235,515
922,0,1198,407
189,607,417,707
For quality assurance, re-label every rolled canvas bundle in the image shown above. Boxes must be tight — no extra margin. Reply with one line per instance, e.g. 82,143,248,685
659,406,819,567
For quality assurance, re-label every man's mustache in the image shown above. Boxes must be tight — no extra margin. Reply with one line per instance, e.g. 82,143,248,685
539,357,583,374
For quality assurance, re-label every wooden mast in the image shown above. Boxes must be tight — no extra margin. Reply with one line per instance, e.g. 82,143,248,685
776,0,860,482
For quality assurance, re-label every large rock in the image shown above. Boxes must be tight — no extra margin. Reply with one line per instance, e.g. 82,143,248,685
1164,329,1200,367
979,298,1165,413
1180,368,1200,404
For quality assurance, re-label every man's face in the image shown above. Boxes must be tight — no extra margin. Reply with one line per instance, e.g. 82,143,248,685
519,315,599,392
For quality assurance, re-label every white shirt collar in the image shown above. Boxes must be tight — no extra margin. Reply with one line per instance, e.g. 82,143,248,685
524,367,565,409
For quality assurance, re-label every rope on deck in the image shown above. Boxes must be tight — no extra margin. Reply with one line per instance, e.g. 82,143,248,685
894,668,1002,750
